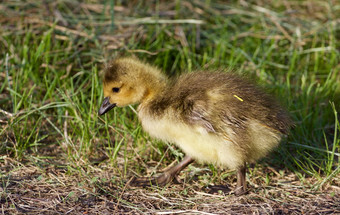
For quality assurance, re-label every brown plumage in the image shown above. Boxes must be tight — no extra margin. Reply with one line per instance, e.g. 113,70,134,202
99,57,292,195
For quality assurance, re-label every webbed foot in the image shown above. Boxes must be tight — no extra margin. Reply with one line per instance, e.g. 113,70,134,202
130,156,194,187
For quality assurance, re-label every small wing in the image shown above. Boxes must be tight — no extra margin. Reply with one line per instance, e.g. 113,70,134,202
189,104,216,133
183,97,248,135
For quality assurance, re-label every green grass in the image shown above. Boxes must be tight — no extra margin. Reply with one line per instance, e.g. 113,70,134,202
1,0,339,197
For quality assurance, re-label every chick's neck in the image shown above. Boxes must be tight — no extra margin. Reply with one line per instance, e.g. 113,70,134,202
140,71,168,106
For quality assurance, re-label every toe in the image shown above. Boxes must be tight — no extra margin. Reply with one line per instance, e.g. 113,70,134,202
130,177,155,187
234,187,248,196
130,173,175,187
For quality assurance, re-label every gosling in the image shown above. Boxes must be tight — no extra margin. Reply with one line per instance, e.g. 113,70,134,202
99,57,292,195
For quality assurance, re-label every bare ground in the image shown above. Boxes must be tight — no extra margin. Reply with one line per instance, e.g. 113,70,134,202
1,156,339,215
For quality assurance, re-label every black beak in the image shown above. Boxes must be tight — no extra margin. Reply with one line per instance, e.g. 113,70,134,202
99,97,116,115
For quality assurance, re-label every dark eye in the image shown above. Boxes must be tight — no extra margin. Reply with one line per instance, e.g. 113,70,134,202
112,87,120,93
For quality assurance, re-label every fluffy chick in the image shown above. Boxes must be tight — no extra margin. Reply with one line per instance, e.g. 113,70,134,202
99,57,292,195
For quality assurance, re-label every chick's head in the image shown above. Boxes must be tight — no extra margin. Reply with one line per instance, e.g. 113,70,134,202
99,58,149,115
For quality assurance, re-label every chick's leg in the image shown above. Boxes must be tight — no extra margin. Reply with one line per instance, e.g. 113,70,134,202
131,156,194,187
235,163,247,195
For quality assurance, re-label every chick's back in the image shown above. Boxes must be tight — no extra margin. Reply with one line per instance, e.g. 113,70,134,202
148,71,291,146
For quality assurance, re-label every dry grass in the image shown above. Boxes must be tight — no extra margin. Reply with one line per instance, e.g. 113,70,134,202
1,156,339,214
0,154,340,214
